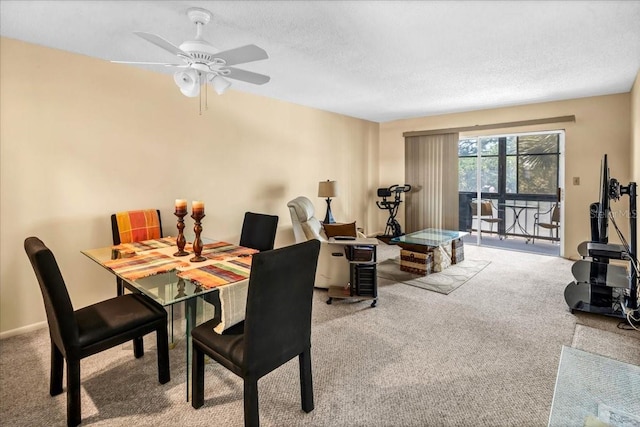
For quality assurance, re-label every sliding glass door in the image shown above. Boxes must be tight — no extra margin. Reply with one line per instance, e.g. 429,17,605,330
458,137,501,242
458,131,563,250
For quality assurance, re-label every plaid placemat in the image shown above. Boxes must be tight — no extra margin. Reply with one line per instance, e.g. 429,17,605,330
177,257,253,290
113,237,177,255
184,241,230,252
202,243,258,260
102,251,189,280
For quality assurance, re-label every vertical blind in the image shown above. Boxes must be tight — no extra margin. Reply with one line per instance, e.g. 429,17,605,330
405,133,459,232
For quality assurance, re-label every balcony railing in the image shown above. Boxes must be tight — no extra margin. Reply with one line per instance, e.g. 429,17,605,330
459,192,559,243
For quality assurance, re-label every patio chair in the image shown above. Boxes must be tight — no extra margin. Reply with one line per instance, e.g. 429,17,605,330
470,200,503,238
533,205,560,244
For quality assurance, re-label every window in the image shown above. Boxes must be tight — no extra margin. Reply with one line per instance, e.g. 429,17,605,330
459,132,560,197
510,134,559,195
458,137,500,193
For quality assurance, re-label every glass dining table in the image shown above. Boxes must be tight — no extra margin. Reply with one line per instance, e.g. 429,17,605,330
82,237,256,400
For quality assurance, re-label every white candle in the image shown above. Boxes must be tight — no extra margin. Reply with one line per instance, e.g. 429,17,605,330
192,200,204,216
175,199,187,214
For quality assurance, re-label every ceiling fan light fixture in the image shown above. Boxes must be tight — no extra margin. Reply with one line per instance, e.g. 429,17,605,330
210,75,231,95
114,7,270,106
173,69,200,97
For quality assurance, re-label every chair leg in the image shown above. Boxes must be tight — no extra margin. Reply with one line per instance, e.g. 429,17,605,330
191,345,205,409
116,277,124,296
66,358,81,427
299,349,314,413
50,341,64,396
244,377,259,427
156,325,170,384
133,337,144,358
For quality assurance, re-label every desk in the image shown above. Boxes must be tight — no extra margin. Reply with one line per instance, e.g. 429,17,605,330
500,204,537,241
82,237,257,400
325,237,379,307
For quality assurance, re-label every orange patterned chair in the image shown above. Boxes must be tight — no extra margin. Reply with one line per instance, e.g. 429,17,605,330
111,209,163,295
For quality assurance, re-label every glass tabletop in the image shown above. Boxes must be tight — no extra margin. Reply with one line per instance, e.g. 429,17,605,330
82,239,252,402
82,246,227,307
548,346,640,427
390,228,468,247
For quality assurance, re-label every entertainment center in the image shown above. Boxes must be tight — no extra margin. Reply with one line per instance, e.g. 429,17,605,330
564,155,639,327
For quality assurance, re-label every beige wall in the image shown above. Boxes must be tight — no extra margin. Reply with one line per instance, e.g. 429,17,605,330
380,94,632,260
1,36,636,335
0,38,380,334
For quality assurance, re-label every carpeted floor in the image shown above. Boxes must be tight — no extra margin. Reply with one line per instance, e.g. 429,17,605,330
1,243,638,426
377,256,490,294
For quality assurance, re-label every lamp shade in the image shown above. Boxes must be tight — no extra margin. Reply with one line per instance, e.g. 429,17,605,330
174,70,200,97
209,75,231,95
318,180,338,198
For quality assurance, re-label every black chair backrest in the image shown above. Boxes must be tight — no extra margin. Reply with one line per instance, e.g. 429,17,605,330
239,212,279,252
243,239,320,376
24,237,79,355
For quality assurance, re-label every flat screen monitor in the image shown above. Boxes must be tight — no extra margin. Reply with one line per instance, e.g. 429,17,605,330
597,154,610,243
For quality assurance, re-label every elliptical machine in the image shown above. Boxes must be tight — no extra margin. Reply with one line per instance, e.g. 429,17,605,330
376,184,411,238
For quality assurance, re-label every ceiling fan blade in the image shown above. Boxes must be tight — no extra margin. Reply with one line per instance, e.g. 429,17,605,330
222,67,271,85
213,45,268,66
134,31,191,59
111,60,185,67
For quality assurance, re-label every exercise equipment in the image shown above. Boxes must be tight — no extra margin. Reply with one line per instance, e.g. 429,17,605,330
376,184,411,238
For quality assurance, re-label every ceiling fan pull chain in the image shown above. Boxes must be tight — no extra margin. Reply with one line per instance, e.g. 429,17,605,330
204,80,209,111
198,72,203,116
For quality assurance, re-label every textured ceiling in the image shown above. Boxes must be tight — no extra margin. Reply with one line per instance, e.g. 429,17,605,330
1,0,639,122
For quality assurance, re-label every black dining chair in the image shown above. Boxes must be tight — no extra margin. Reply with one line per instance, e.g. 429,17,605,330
239,211,279,252
24,237,170,427
111,209,163,295
191,239,321,427
202,211,279,329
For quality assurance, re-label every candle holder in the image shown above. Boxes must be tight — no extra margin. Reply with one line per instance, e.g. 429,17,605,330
190,211,206,262
175,278,186,299
173,210,189,257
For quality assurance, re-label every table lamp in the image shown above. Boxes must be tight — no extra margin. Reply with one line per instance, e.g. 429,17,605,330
318,180,337,224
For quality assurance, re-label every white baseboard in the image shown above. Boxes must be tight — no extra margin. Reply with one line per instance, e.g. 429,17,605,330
0,321,48,339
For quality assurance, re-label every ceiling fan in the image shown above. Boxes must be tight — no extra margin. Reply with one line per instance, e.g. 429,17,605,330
112,7,270,97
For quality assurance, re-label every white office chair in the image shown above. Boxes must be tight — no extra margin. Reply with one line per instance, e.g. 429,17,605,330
287,196,365,289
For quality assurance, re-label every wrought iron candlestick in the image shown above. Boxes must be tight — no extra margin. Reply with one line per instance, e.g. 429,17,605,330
190,211,206,262
173,210,189,257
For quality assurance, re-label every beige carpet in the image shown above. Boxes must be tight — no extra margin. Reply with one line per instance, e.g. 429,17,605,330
377,257,490,294
1,243,638,427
